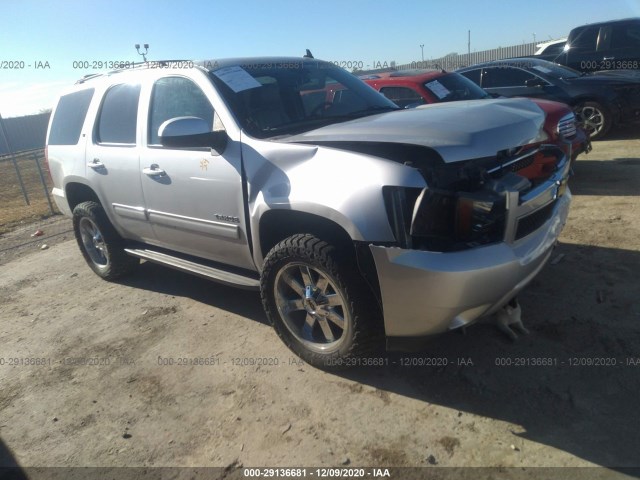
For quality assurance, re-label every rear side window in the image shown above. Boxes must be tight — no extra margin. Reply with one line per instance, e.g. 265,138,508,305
48,89,94,145
96,83,140,144
459,69,481,86
481,67,536,88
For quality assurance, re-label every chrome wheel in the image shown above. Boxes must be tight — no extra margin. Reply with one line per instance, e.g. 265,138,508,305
78,217,109,269
274,262,350,353
73,201,138,280
575,101,610,139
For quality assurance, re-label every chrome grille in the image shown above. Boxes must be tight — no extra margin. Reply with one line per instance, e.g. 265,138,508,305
557,112,577,139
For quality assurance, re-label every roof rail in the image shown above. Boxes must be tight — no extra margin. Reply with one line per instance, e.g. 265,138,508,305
75,59,197,84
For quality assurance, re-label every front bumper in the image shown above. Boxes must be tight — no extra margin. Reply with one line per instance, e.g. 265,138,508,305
370,151,572,340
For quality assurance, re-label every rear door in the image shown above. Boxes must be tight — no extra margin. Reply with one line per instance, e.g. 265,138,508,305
138,74,255,270
85,82,154,242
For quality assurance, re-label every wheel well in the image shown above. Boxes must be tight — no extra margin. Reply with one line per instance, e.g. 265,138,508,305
259,210,354,259
65,182,101,211
569,97,608,110
258,209,383,309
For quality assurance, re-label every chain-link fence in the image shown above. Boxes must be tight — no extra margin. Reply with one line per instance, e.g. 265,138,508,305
0,148,72,261
0,148,56,229
0,110,74,260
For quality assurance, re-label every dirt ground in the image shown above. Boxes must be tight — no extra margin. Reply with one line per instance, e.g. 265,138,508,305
0,129,639,479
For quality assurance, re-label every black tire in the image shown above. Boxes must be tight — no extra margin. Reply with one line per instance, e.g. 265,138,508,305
72,201,138,280
260,234,383,370
574,101,612,140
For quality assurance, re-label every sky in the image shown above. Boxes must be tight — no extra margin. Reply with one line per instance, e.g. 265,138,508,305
0,0,638,117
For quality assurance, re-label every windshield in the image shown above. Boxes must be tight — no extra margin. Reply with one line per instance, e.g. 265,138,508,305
423,72,491,102
529,62,581,79
209,60,398,138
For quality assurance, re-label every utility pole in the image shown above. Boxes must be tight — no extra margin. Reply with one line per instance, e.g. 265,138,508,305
420,44,424,63
468,30,471,56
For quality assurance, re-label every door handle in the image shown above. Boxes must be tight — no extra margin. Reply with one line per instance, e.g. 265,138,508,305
143,164,167,177
87,158,104,169
603,56,615,61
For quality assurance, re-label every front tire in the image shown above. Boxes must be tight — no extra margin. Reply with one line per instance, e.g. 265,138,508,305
261,234,382,370
575,101,612,140
72,201,138,280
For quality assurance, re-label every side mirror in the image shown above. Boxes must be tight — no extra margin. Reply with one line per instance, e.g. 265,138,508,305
525,78,545,88
159,116,228,153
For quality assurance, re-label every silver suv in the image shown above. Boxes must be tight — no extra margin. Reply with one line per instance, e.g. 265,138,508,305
46,57,572,369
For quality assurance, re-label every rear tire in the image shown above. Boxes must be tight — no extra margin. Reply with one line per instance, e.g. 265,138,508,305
574,101,612,139
261,234,383,370
72,201,138,280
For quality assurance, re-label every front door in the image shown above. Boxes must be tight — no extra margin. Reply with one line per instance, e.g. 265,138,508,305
139,75,254,271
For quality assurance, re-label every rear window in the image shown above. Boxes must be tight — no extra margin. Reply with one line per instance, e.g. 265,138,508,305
96,83,140,144
48,89,94,145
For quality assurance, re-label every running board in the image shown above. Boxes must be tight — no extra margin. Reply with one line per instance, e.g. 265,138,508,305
124,248,260,290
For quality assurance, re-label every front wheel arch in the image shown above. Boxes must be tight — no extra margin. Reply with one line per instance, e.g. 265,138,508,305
72,201,138,280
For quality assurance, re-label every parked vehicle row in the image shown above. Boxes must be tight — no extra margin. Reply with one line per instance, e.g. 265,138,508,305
47,56,574,369
457,58,640,139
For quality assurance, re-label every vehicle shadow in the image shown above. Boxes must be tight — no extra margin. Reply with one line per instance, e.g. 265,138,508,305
0,438,28,479
571,159,639,196
118,262,268,325
337,241,640,472
599,125,640,141
117,241,640,472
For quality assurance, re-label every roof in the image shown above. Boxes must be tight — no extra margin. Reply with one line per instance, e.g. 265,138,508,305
574,17,640,29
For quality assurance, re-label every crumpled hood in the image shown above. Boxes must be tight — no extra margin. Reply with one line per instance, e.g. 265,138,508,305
285,98,546,163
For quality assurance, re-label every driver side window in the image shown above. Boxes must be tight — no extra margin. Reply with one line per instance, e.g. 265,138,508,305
148,77,214,145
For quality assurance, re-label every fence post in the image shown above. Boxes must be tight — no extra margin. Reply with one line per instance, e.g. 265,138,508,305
0,113,30,206
32,151,55,215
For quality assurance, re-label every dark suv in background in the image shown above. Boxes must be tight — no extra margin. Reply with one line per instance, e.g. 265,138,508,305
534,18,640,72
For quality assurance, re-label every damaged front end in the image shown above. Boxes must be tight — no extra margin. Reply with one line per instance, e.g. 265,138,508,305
372,143,571,345
385,143,569,251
